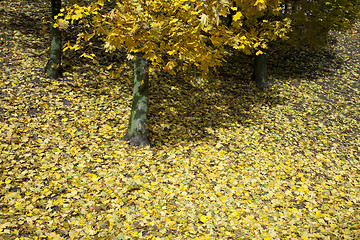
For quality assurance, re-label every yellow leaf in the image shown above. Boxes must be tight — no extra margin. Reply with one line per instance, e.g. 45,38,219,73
91,174,98,182
63,41,72,51
233,12,243,22
199,215,207,223
315,210,322,218
80,53,94,59
169,19,178,24
254,0,267,10
107,63,114,69
167,50,177,55
54,172,61,180
74,44,81,51
200,14,209,26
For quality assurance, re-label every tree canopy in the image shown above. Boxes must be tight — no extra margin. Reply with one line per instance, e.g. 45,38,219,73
56,0,292,74
277,0,360,49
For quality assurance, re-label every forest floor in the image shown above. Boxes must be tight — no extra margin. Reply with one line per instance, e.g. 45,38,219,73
0,0,359,239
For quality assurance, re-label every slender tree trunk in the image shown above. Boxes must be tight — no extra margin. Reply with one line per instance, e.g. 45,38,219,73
123,53,151,147
45,0,62,78
252,53,272,90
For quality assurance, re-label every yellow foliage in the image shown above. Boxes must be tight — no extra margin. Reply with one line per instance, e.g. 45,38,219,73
233,11,243,22
55,0,291,73
2,1,360,238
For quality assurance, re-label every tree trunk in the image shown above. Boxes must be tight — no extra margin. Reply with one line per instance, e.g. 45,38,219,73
122,53,151,147
45,0,62,78
252,53,272,90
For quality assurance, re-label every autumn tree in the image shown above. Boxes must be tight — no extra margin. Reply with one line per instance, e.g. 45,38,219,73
258,0,360,88
218,0,291,89
222,0,360,89
45,0,63,78
56,0,291,147
279,0,360,50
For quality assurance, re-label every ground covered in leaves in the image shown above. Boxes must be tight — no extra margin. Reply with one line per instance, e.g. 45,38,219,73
0,1,359,239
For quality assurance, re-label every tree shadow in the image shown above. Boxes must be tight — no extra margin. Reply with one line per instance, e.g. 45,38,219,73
0,1,50,56
0,7,45,35
146,58,284,147
267,38,344,83
145,39,346,147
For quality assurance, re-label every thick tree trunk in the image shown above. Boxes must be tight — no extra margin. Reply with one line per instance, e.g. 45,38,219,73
45,0,62,78
122,53,151,147
252,53,272,90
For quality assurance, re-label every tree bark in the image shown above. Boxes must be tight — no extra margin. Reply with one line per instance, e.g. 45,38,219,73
122,53,151,147
45,0,62,78
252,53,272,90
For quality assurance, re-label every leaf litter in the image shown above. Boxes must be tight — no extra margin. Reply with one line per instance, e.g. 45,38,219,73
0,0,359,239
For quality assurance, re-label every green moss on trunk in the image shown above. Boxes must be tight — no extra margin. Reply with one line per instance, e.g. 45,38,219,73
45,0,62,78
123,53,151,147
